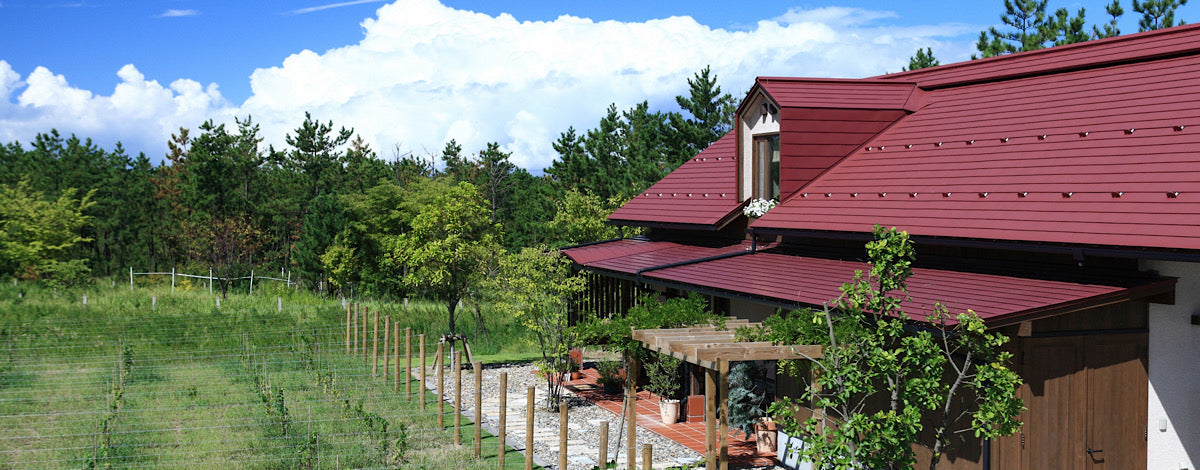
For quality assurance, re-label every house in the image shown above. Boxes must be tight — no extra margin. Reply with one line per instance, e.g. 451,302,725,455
563,24,1200,470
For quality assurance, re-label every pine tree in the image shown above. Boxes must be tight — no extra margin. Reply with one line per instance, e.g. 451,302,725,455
668,66,736,166
903,47,940,70
975,0,1089,57
1133,0,1187,30
1093,0,1124,38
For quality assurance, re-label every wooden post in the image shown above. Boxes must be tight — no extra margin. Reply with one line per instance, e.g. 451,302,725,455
353,304,360,355
558,402,568,470
527,387,536,470
705,366,718,466
642,444,652,470
208,267,212,293
718,359,730,470
393,322,400,391
361,306,368,361
383,316,390,382
405,328,412,397
130,266,134,291
249,269,254,295
474,361,482,459
372,310,379,376
345,303,351,353
437,341,445,429
454,351,462,445
419,334,426,410
626,355,640,470
171,267,175,292
599,421,609,468
498,372,507,470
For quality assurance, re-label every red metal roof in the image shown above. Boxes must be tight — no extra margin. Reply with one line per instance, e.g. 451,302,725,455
608,132,742,227
562,238,750,274
754,50,1200,251
566,239,1161,325
756,77,924,111
877,23,1200,89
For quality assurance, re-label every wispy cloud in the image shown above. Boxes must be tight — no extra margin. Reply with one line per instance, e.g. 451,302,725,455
157,9,199,18
291,0,384,15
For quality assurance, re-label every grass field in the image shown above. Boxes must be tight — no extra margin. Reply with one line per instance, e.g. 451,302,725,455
0,278,538,469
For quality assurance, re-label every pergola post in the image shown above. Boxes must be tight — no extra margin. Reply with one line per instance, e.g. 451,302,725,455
718,359,730,470
705,365,718,466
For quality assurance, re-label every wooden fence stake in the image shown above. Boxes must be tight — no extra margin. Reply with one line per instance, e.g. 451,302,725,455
558,402,568,470
599,421,608,468
362,306,369,361
498,372,507,470
454,351,462,445
526,386,535,470
405,328,412,397
419,334,426,411
353,304,359,356
372,310,379,376
345,303,351,353
436,341,445,429
393,321,400,391
474,361,482,459
642,444,652,470
383,316,390,382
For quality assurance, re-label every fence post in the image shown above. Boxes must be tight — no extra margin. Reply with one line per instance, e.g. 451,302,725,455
361,306,368,361
393,322,400,391
559,402,568,470
526,386,535,470
642,444,652,470
405,328,412,397
454,351,462,445
372,310,379,376
249,269,254,295
345,304,351,353
383,316,390,382
129,267,133,291
436,341,445,429
498,372,507,470
277,297,282,313
419,334,426,411
171,267,175,292
474,361,482,458
152,295,156,311
208,268,212,294
216,296,220,309
82,294,87,308
599,421,608,468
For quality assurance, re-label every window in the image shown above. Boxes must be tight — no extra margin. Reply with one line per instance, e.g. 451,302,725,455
753,134,780,200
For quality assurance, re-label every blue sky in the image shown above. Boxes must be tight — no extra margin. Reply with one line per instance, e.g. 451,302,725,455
0,0,1188,170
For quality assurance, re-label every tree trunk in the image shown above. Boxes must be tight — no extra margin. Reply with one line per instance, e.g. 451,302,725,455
447,297,458,335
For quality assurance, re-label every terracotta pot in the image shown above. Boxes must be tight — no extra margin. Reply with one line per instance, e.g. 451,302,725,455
659,399,680,424
754,417,778,454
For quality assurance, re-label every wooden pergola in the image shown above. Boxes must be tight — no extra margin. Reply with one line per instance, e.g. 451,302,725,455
632,322,823,470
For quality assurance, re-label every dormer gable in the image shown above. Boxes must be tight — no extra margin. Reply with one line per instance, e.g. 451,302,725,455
735,77,924,201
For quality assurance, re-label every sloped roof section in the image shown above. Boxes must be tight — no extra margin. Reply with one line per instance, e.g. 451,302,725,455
878,23,1200,89
754,51,1200,251
642,251,1173,325
562,237,750,274
608,132,742,228
756,77,924,111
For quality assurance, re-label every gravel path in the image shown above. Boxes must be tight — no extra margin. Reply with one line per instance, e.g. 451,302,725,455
421,362,783,470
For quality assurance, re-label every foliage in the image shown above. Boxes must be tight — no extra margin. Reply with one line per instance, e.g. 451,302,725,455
727,362,770,439
573,293,722,356
1133,0,1188,30
0,178,95,280
596,360,624,387
487,247,585,408
644,352,683,400
748,226,1023,470
974,0,1089,58
1094,0,1125,38
903,47,940,71
319,240,356,294
546,190,624,246
391,182,500,336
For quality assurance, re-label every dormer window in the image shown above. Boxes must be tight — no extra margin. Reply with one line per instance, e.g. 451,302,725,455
739,91,780,200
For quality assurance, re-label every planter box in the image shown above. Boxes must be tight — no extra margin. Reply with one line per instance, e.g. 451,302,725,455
776,430,813,470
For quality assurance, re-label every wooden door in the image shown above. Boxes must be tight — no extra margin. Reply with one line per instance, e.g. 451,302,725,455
1085,334,1148,469
993,334,1147,470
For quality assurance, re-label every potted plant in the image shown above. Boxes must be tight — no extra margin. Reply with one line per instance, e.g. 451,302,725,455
728,362,773,452
568,349,583,380
645,352,683,424
768,398,804,468
596,360,624,395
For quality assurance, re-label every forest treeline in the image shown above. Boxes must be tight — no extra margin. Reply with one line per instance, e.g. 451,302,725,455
0,67,735,298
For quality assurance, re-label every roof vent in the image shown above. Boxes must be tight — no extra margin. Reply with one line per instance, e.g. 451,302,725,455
978,192,988,198
1168,191,1181,198
866,146,873,151
825,193,833,198
704,193,709,197
1111,192,1124,198
687,193,693,197
910,192,918,198
943,192,952,197
657,193,662,197
1039,134,1048,140
936,142,943,147
802,193,809,198
1174,125,1187,132
905,144,913,149
879,146,886,150
721,193,727,197
1062,192,1073,198
1001,137,1010,143
966,140,975,145
1019,192,1028,198
851,193,859,197
1079,131,1090,137
1124,129,1136,135
879,192,887,197
672,193,677,197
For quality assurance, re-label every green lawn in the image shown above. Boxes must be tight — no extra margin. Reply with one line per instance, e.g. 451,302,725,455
0,280,538,469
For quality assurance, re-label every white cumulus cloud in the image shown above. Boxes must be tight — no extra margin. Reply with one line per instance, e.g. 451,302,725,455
0,0,977,168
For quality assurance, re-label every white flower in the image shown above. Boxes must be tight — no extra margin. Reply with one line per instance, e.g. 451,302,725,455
743,198,777,218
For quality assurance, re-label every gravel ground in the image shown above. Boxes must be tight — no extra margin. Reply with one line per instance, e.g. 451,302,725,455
422,362,783,470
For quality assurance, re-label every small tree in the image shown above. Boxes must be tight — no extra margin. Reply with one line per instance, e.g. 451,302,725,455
392,182,500,336
0,178,96,280
903,47,940,71
744,226,1023,470
1133,0,1187,30
488,247,585,408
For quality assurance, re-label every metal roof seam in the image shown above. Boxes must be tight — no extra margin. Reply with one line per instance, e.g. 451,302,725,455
870,122,1194,151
